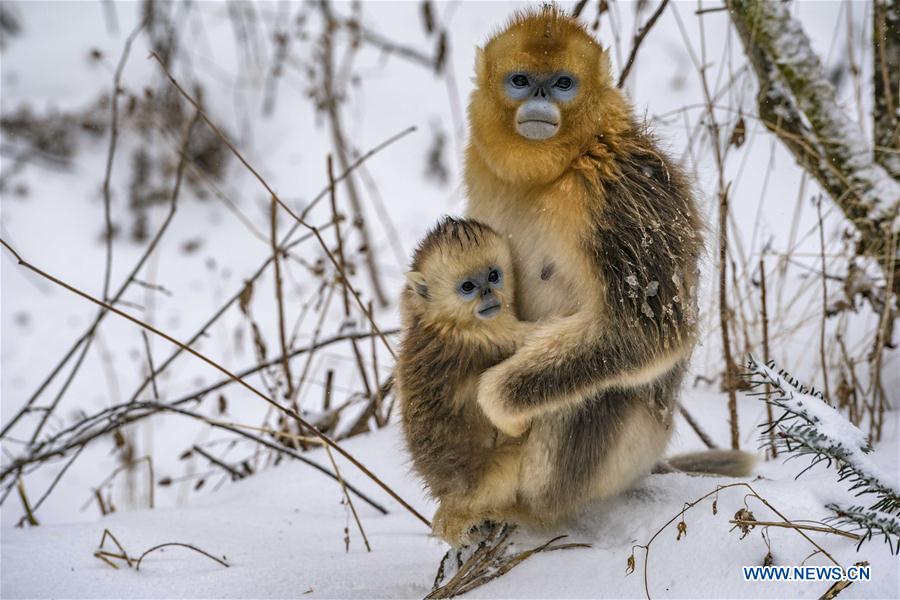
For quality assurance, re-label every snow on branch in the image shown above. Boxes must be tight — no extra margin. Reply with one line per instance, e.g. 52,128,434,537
727,0,900,291
744,356,900,554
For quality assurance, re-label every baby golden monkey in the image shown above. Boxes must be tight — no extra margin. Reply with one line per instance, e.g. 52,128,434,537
456,6,753,538
396,217,527,546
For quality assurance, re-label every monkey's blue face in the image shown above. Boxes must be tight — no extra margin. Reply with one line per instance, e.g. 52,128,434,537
504,71,579,140
457,266,504,319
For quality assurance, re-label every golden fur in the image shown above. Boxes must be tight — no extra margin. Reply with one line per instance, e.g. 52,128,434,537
458,6,723,536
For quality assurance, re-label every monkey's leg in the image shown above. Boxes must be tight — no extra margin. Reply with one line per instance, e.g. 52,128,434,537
432,445,523,547
516,388,673,524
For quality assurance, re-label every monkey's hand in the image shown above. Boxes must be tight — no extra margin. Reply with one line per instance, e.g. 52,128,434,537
478,312,692,425
476,365,530,437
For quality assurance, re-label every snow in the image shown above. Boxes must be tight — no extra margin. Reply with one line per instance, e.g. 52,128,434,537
3,418,899,599
745,0,900,223
749,356,900,503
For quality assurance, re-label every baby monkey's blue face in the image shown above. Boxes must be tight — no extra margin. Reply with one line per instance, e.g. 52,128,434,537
457,265,504,320
504,71,579,140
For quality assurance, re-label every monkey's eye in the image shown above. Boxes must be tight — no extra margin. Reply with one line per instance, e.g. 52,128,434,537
510,74,529,88
460,281,476,294
554,76,573,90
488,269,501,283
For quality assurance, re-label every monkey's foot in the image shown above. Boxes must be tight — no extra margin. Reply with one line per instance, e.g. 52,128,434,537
432,504,505,547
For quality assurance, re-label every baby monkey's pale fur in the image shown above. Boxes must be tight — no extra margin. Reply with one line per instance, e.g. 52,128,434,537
397,218,528,545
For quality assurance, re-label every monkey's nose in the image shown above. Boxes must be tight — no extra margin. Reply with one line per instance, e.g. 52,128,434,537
534,87,547,99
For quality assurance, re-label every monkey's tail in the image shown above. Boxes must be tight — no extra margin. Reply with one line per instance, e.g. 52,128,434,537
659,450,757,477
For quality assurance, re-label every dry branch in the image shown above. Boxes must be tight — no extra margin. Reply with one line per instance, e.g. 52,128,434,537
0,238,428,526
428,524,590,599
149,51,398,358
727,0,900,292
617,0,670,88
873,0,899,177
135,542,229,571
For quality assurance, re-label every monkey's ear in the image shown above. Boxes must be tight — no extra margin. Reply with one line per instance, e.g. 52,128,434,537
474,47,486,83
405,271,430,299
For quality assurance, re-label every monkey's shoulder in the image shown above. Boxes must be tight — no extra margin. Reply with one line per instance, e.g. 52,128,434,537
573,129,704,330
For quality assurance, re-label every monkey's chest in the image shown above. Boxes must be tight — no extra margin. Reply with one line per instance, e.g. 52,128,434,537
504,222,586,321
467,193,593,321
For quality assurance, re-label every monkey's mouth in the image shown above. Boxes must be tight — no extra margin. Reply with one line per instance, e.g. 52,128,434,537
516,119,560,140
476,301,502,319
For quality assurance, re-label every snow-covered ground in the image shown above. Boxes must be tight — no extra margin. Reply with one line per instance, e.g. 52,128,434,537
2,411,898,598
2,0,898,598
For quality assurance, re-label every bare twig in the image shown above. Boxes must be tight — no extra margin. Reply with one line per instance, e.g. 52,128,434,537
140,331,159,401
728,518,861,541
816,198,832,404
16,479,38,526
192,445,244,481
149,51,398,357
630,482,841,600
673,4,739,448
98,529,133,567
617,0,670,88
318,2,391,307
428,524,590,598
758,257,777,458
135,542,229,571
270,196,293,398
323,421,372,552
727,0,899,292
1,110,200,443
677,403,718,449
101,19,146,303
819,561,869,600
0,238,429,526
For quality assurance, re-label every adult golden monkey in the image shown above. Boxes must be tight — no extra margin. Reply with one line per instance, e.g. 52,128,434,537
455,6,753,542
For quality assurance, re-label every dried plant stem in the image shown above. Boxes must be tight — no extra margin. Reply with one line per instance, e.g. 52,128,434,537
673,3,739,449
140,331,160,401
30,444,86,515
135,542,228,571
868,228,897,441
428,524,590,598
121,123,415,413
819,562,869,600
631,482,841,600
1,110,200,443
0,239,428,527
617,0,670,88
98,529,133,567
101,19,145,304
728,518,860,541
149,51,397,358
323,409,372,552
192,445,244,481
816,199,832,404
83,456,155,512
677,403,717,449
270,196,294,398
319,0,392,308
16,479,38,526
758,256,777,458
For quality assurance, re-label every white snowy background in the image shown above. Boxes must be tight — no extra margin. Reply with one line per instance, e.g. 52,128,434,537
1,1,897,598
